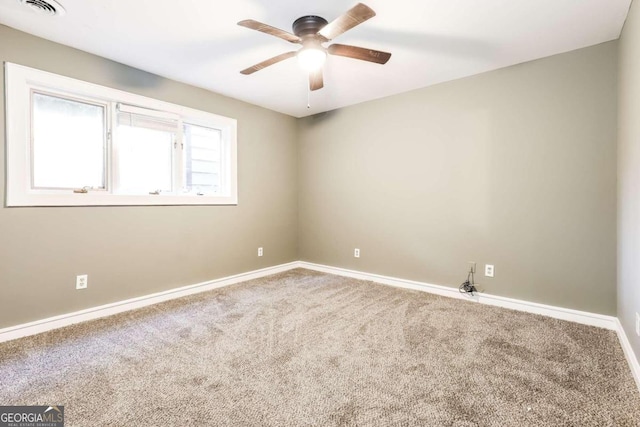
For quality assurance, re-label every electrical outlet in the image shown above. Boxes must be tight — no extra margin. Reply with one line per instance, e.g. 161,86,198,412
76,274,88,290
354,248,360,258
636,312,640,337
485,264,494,277
258,247,263,257
468,262,476,274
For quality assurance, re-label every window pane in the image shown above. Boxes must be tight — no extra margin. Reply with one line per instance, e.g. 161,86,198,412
32,93,105,189
183,124,222,194
117,125,173,194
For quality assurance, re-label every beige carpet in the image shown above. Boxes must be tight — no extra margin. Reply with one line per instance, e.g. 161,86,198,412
0,268,639,426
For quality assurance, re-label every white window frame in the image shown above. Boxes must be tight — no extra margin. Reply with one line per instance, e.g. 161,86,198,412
5,62,238,206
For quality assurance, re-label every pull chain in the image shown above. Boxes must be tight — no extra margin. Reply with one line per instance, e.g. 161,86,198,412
307,77,311,109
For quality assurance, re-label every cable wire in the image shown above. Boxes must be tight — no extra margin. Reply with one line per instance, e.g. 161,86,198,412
459,267,477,295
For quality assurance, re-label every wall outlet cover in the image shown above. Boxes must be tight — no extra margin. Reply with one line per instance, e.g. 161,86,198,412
76,274,88,290
485,264,494,277
354,248,360,258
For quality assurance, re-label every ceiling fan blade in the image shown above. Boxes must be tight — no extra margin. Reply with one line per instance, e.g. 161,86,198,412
328,43,391,64
309,69,324,91
318,3,376,41
240,51,297,75
238,19,301,44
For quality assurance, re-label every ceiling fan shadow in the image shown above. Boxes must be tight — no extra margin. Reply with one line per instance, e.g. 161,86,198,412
303,107,343,125
103,60,166,89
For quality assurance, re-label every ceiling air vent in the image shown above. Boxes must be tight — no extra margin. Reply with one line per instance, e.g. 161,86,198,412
17,0,66,16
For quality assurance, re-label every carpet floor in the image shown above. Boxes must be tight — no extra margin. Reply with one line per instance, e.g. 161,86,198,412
0,269,638,426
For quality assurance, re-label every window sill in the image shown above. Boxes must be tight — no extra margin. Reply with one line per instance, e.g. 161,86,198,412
5,193,238,207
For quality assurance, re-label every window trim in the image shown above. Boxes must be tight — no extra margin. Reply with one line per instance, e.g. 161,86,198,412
5,62,238,206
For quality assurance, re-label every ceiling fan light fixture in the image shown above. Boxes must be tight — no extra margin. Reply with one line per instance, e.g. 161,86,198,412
238,3,390,91
297,47,326,71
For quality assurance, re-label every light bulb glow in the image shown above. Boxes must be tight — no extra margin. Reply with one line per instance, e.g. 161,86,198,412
297,48,327,71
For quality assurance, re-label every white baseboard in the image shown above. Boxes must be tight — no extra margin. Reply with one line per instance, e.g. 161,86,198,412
298,262,618,330
615,318,640,391
0,261,299,343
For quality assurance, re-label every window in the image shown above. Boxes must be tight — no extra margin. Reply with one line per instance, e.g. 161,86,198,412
32,93,107,190
115,104,177,195
5,63,237,206
183,123,225,195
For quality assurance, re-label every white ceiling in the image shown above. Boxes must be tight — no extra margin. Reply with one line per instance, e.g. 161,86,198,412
0,0,631,117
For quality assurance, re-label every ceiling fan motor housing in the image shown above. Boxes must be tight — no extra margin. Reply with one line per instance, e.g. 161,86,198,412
292,16,328,37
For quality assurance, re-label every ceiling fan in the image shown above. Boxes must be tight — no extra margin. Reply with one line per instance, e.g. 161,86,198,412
238,3,391,91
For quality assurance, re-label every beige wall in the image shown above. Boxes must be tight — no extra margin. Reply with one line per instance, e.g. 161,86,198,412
618,0,640,360
298,42,618,315
0,23,622,330
0,25,299,328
